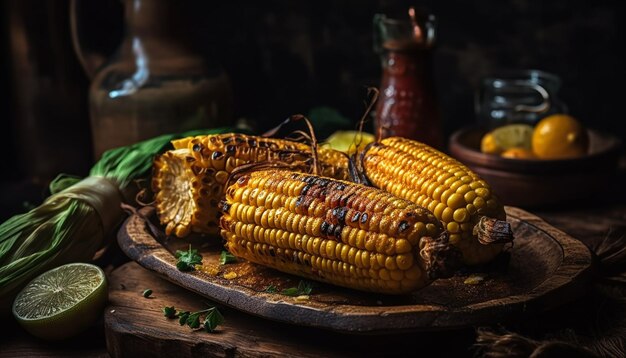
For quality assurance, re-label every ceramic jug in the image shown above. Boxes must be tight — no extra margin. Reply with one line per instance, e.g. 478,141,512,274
71,0,233,158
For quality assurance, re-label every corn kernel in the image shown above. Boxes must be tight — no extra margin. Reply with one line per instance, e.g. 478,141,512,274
426,223,438,236
395,239,412,254
395,254,414,270
453,208,469,223
447,222,460,233
379,268,391,281
464,274,485,285
432,186,444,200
433,202,446,220
223,271,238,280
464,191,477,203
449,180,463,192
447,193,465,210
475,188,490,198
440,189,452,206
473,197,486,210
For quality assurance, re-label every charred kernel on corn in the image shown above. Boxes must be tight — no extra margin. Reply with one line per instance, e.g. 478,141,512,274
219,170,460,294
153,134,350,237
362,137,513,265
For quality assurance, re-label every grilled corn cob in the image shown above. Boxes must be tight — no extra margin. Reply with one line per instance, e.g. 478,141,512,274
361,137,513,265
219,170,461,294
152,134,350,237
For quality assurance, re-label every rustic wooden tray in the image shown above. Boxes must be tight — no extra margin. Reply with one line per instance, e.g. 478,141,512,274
117,206,592,334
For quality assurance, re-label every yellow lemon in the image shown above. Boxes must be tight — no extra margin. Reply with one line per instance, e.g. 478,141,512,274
480,132,503,155
325,131,375,155
12,263,108,341
532,114,588,159
501,147,537,159
491,124,534,151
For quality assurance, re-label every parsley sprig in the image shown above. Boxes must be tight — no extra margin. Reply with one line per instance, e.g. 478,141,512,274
162,305,224,333
162,306,177,318
175,245,203,271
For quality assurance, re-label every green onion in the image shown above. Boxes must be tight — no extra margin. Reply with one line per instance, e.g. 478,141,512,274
0,128,234,314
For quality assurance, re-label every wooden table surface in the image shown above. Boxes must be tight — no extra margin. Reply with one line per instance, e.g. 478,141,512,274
1,169,624,357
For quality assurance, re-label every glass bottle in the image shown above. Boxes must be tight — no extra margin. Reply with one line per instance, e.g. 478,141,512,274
73,0,233,158
373,9,443,149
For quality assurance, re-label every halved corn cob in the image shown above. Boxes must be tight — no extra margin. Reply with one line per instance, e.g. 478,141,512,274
361,137,513,265
152,134,350,237
219,169,461,294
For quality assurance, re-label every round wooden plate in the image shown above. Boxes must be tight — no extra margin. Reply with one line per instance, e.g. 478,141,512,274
117,206,592,334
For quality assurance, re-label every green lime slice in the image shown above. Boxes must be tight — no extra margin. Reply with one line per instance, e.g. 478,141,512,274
491,124,534,150
12,263,107,341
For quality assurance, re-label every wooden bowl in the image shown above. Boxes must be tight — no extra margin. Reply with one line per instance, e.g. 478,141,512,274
449,127,622,208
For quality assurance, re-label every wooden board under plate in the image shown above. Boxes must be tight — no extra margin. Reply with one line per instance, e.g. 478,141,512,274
105,262,477,357
117,206,592,334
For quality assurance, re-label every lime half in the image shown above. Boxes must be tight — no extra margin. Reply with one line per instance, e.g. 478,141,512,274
12,263,108,340
491,124,534,151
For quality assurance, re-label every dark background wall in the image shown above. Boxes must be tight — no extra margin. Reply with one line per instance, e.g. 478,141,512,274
208,0,624,139
1,0,624,183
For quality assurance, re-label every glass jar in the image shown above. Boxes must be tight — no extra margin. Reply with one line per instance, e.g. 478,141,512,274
475,70,567,127
373,10,443,149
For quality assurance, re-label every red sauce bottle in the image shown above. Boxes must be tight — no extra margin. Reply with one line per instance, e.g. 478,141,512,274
374,11,443,149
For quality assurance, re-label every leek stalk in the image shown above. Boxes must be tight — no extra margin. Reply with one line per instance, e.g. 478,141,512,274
0,128,232,314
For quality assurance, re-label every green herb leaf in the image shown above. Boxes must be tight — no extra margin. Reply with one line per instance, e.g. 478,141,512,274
264,284,278,293
219,251,237,265
142,289,153,298
280,280,313,296
280,287,299,296
163,306,177,318
186,312,201,329
178,311,190,325
203,308,224,332
175,245,203,271
297,280,313,295
163,304,225,333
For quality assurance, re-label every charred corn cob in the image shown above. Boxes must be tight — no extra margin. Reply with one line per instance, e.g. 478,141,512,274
219,170,461,294
152,134,350,237
361,137,513,265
